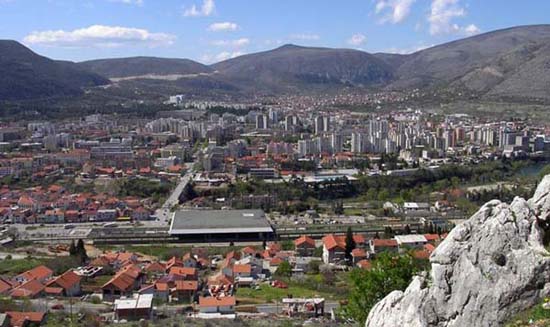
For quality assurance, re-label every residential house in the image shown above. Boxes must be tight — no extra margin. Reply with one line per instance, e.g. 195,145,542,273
102,265,144,301
170,280,198,303
351,248,367,265
14,265,53,284
294,235,316,257
10,279,45,299
45,270,82,296
198,296,236,314
168,267,198,280
114,294,153,321
322,234,366,264
369,239,399,255
394,235,428,249
5,312,46,327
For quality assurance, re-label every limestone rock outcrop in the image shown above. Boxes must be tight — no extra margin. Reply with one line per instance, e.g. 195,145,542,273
365,175,550,327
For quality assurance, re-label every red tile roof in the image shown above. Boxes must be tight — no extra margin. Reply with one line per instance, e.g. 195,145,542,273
169,267,197,278
232,264,251,274
199,296,236,307
6,311,45,327
174,280,198,291
372,239,398,247
357,259,372,270
323,234,366,251
16,265,53,282
424,234,440,242
351,248,367,257
10,279,45,298
46,270,81,291
294,235,315,247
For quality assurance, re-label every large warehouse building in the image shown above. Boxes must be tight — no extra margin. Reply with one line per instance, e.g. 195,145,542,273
169,209,274,242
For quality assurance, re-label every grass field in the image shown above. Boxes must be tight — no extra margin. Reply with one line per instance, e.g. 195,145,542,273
236,278,346,304
0,257,47,276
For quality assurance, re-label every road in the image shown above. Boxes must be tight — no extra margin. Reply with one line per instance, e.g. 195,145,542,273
153,159,198,226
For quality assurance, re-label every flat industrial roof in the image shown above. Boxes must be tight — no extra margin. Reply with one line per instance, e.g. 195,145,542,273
169,209,273,235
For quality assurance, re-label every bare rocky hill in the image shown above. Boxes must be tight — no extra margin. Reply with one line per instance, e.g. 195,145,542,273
365,175,550,327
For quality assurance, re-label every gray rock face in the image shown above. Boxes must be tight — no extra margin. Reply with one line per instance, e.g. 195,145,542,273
366,175,550,327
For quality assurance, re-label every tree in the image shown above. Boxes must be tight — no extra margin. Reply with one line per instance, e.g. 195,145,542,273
76,239,88,264
342,253,419,323
69,240,77,257
275,261,292,278
345,227,356,263
307,260,321,274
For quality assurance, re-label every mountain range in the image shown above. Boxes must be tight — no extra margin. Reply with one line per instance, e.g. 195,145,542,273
2,24,550,102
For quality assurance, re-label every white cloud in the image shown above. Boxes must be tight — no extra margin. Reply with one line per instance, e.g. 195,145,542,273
375,0,415,24
464,24,481,36
183,0,215,17
23,25,176,48
289,33,320,41
348,33,367,46
201,51,244,63
208,22,239,32
109,0,143,6
211,38,250,47
428,0,479,36
384,43,433,54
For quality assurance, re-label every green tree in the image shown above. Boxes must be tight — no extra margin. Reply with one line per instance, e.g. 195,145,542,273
275,261,292,279
69,240,77,257
342,253,419,323
76,239,88,264
345,227,356,263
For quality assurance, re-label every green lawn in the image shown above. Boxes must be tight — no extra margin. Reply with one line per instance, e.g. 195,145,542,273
236,280,343,304
0,258,47,276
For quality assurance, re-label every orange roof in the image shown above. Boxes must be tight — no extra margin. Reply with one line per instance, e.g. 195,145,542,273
323,234,365,251
10,279,45,298
0,277,14,294
155,282,169,291
199,296,236,307
6,311,45,327
294,235,315,247
44,287,64,295
351,248,367,257
241,246,257,255
145,261,166,273
424,243,436,253
16,265,53,282
357,259,372,270
270,257,283,266
232,264,251,274
103,273,135,292
174,280,198,291
413,249,431,260
46,270,81,291
169,267,197,277
424,234,440,242
372,238,398,247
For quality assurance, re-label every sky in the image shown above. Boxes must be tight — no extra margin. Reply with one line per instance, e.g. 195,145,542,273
1,0,549,63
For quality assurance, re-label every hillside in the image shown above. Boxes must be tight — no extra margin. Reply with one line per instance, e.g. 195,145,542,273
0,40,109,101
4,25,550,102
211,44,394,93
78,56,212,79
387,25,550,101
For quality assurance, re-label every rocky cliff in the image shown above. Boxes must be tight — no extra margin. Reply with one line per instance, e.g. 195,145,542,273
366,175,550,327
